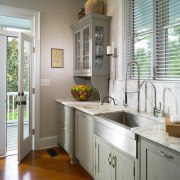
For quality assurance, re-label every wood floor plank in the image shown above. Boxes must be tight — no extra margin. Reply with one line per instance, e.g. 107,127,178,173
0,147,94,180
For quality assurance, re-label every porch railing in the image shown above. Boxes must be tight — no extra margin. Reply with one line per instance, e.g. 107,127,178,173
7,91,29,123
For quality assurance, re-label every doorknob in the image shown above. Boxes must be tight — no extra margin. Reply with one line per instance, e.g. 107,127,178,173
16,101,20,105
21,101,26,105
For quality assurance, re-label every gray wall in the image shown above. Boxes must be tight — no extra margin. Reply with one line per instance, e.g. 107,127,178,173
0,0,86,139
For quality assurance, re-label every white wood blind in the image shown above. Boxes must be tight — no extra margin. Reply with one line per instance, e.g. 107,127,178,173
156,0,180,79
123,0,180,80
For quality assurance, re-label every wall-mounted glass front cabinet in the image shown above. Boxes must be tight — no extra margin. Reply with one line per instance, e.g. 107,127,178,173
72,14,111,77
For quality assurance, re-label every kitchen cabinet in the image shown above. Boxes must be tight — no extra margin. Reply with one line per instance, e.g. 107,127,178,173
75,110,94,176
72,14,111,77
95,136,136,180
141,138,180,180
57,103,76,163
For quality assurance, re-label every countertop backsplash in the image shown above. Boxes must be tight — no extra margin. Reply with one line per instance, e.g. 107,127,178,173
109,79,180,118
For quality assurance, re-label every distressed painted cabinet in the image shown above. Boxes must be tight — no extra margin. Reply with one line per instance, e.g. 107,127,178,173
72,14,111,77
95,136,136,180
75,110,94,176
141,138,180,180
57,103,76,163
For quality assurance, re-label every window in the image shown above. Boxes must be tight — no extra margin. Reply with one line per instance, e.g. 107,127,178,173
123,0,180,80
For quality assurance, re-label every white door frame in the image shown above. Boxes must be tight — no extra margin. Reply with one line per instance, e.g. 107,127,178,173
0,5,41,150
0,34,7,156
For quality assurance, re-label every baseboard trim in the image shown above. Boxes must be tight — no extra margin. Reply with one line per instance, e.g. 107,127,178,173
38,136,57,150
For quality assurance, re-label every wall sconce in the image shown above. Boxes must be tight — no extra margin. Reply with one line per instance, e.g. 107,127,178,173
106,46,114,56
106,46,118,58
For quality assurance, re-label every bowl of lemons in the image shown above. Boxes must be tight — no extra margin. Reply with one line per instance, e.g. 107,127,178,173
71,84,93,101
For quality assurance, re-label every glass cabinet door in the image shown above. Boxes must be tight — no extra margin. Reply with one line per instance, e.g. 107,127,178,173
95,26,104,69
74,30,81,71
82,25,90,71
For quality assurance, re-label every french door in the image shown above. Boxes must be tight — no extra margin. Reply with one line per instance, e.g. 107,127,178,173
0,31,33,162
18,33,33,162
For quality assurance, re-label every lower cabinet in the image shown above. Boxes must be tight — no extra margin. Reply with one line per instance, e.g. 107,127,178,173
57,103,76,163
75,110,94,176
141,138,180,180
95,136,136,180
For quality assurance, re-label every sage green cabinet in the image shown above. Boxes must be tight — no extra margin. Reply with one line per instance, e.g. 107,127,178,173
75,110,94,177
72,14,111,77
95,136,136,180
57,103,76,163
141,138,180,180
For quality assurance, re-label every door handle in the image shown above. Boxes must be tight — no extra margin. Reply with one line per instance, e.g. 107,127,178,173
108,153,112,165
16,101,20,105
21,101,26,105
112,155,115,168
158,150,174,159
21,92,24,96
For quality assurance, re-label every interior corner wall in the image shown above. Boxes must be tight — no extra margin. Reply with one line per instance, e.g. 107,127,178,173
0,0,86,143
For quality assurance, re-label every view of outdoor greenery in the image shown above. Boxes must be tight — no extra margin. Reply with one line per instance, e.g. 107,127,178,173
7,37,29,121
7,37,18,93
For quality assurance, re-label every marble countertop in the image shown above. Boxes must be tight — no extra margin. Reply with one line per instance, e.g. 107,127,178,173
56,98,180,154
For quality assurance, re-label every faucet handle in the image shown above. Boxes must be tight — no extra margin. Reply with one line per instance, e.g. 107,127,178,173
154,102,162,117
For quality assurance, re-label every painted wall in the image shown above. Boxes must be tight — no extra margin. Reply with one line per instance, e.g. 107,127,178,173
105,0,180,117
0,0,86,142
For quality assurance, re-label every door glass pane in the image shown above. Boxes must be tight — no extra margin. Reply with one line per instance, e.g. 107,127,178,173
75,32,81,70
83,27,89,69
7,37,18,152
0,15,31,32
95,26,104,68
23,40,30,139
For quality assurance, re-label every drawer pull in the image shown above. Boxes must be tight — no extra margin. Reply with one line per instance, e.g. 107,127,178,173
108,153,112,165
158,150,174,159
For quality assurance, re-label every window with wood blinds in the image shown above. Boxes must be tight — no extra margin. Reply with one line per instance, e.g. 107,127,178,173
123,0,180,80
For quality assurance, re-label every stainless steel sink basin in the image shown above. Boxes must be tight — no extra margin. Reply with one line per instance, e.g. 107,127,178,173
94,111,153,158
100,111,153,128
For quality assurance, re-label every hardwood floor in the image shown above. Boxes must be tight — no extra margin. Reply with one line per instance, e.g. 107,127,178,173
0,147,94,180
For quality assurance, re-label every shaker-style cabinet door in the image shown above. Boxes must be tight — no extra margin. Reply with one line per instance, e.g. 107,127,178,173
75,110,94,176
112,148,135,180
141,139,180,180
95,136,112,180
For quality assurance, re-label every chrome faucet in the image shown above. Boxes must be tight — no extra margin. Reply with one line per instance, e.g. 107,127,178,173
124,61,140,111
101,96,117,105
138,80,161,116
